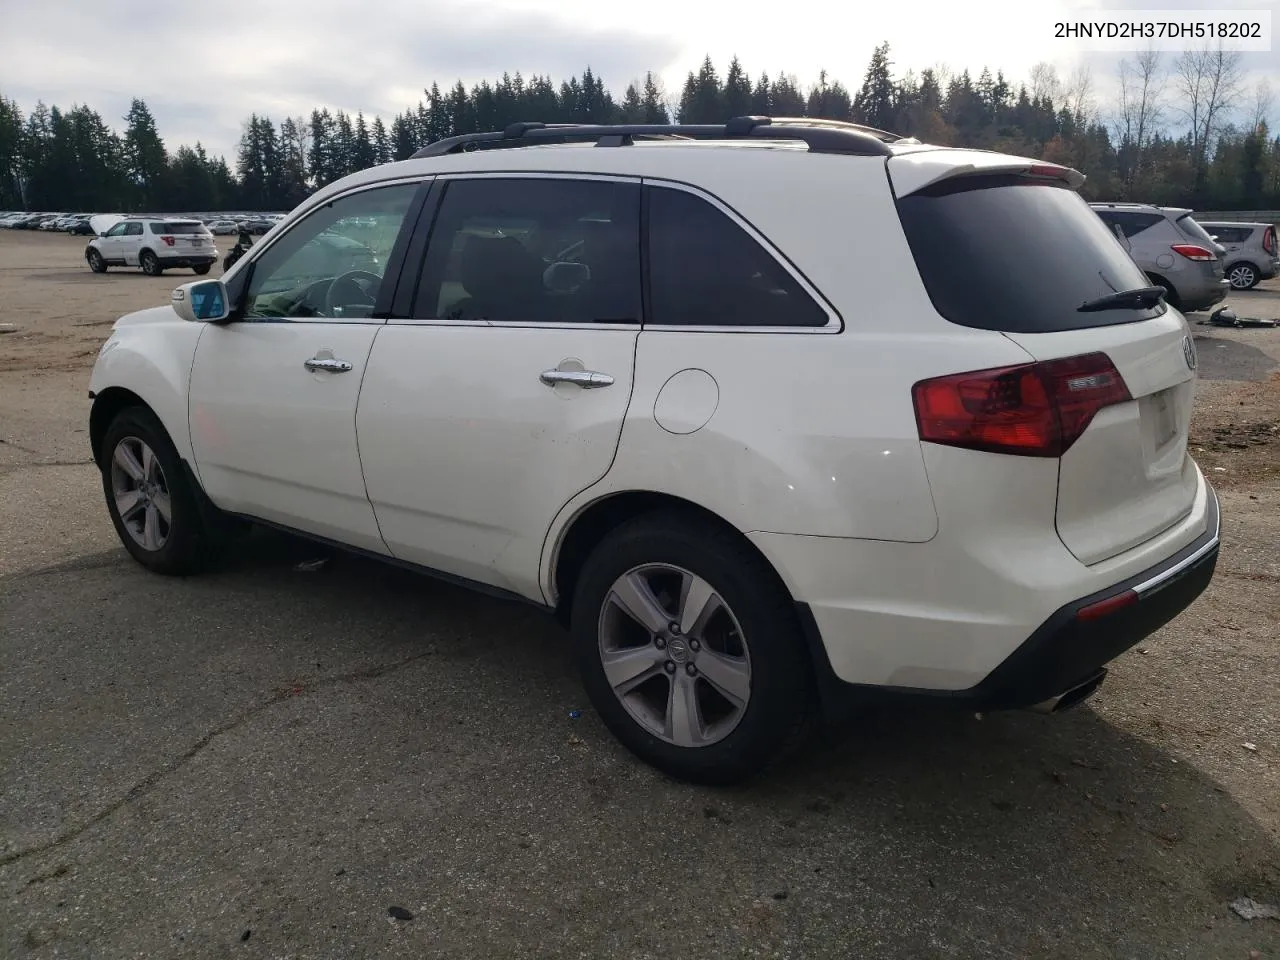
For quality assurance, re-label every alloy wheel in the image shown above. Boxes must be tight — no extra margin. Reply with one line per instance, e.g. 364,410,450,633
597,563,752,748
109,436,171,551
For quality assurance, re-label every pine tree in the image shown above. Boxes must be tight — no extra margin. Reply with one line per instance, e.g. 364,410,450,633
353,111,374,170
308,109,335,188
390,114,416,161
723,57,753,120
852,43,896,130
641,73,668,123
122,98,168,209
807,69,853,121
372,116,390,165
620,83,645,123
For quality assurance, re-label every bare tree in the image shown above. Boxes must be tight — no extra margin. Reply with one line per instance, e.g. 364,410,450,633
1064,63,1096,126
1250,78,1274,133
1029,62,1061,103
1175,43,1245,193
1114,48,1166,192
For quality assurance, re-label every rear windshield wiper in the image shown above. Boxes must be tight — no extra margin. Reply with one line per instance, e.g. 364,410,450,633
1077,285,1166,313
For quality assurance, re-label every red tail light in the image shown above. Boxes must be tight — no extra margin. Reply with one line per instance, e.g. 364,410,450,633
1171,243,1215,262
1264,227,1276,255
161,235,175,247
913,353,1131,458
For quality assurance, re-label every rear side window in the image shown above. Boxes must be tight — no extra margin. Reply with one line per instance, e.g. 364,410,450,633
1206,226,1250,243
124,222,143,236
1176,214,1218,247
646,186,828,328
896,176,1158,332
150,221,207,235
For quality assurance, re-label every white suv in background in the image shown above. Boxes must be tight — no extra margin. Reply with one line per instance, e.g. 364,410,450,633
87,118,1220,784
86,217,218,276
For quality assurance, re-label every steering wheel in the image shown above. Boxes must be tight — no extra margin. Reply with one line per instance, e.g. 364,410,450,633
324,270,382,315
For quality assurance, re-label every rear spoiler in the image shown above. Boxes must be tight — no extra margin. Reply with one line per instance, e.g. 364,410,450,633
888,149,1085,197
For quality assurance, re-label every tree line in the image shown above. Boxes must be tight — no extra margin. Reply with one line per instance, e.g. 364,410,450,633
1,43,1276,214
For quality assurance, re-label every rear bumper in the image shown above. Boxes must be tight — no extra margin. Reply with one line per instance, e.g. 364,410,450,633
1259,258,1280,280
157,254,217,267
785,484,1219,719
1181,279,1229,312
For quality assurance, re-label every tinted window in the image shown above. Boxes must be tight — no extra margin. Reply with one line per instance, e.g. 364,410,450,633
124,222,143,236
1176,214,1218,247
897,177,1158,332
243,182,417,321
105,223,127,237
414,178,641,324
1205,226,1249,243
1096,210,1163,238
150,222,207,235
646,186,828,328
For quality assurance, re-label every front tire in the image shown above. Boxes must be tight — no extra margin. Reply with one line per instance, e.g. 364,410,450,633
140,250,163,276
101,407,216,575
571,511,814,785
87,248,107,273
1226,262,1259,290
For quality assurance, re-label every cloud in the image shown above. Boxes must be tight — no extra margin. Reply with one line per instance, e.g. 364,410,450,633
0,0,681,157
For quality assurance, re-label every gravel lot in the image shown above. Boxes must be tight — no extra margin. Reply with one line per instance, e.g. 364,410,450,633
1,229,1278,959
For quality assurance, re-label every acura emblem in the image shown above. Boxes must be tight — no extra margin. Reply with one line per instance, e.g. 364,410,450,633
1182,335,1197,371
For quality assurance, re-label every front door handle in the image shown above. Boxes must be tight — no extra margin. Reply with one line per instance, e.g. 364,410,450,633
540,369,614,389
304,357,353,373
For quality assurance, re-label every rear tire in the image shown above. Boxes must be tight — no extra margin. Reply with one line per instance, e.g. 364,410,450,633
87,249,107,273
570,511,815,785
101,407,220,575
1226,262,1259,290
192,263,212,276
1147,274,1180,310
140,250,163,276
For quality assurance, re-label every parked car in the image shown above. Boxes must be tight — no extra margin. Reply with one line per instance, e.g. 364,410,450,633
85,217,218,276
1198,221,1280,290
88,118,1219,784
66,218,96,236
1091,202,1229,312
206,219,241,235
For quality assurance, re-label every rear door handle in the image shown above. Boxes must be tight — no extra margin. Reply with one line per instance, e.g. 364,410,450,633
304,357,353,373
540,369,614,389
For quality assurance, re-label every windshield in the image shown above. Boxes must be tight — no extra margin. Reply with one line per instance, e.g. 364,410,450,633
896,175,1161,332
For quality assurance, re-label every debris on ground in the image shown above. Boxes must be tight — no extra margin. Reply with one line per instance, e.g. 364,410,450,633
1209,306,1279,328
1243,742,1258,752
293,558,329,572
387,906,414,921
568,709,582,719
1229,897,1280,921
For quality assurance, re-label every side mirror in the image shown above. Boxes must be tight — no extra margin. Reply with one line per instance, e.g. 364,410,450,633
171,279,230,323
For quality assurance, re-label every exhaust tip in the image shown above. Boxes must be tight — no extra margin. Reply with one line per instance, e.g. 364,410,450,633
1029,669,1107,714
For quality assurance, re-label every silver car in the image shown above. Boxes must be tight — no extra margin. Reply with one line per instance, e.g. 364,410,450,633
1091,203,1229,312
1198,221,1280,290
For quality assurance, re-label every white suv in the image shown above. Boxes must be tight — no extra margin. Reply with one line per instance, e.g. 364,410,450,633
87,118,1220,784
86,217,218,276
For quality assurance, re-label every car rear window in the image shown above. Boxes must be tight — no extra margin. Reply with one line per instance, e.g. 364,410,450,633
896,175,1160,332
150,222,207,235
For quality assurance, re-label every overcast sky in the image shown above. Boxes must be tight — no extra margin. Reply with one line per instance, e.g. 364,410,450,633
0,0,1275,159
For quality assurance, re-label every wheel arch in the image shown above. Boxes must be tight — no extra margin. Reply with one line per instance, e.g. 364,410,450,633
90,386,153,468
546,489,797,628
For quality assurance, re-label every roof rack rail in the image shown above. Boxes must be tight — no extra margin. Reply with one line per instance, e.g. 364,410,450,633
409,116,902,160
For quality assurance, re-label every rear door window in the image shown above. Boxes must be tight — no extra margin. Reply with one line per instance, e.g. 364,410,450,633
413,177,641,324
896,176,1160,332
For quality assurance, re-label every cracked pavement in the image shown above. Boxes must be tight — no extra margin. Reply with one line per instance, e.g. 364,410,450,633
1,233,1278,958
